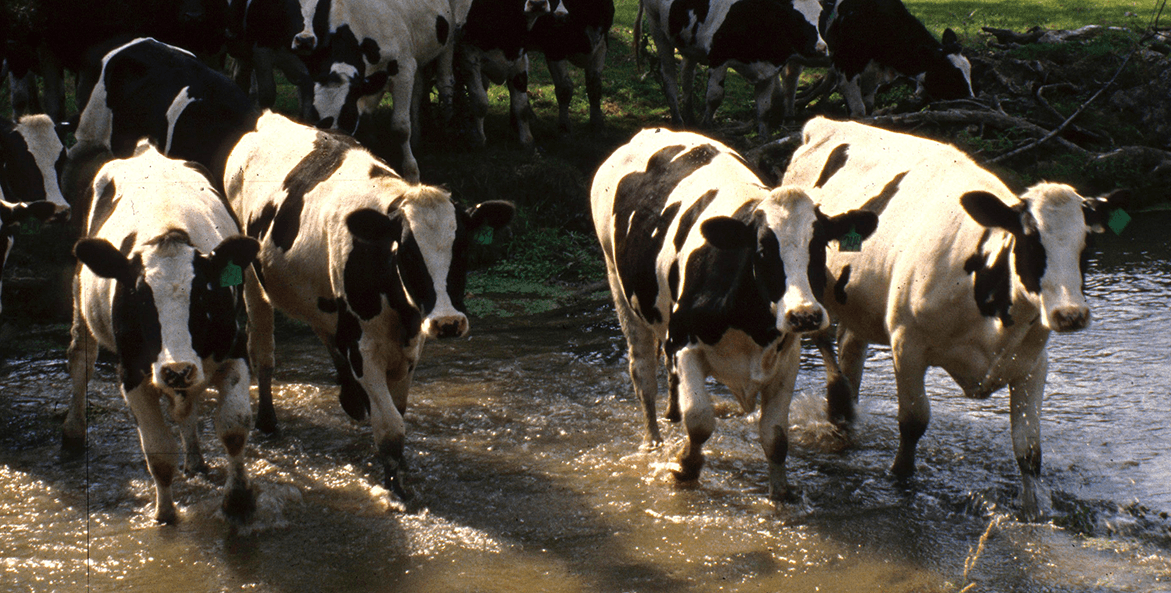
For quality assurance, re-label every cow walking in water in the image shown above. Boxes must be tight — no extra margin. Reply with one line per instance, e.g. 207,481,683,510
783,117,1127,519
591,128,875,499
65,141,260,524
224,111,513,501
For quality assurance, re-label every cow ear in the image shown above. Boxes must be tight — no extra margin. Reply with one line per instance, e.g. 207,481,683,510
209,235,261,270
360,71,390,96
467,200,515,230
700,216,755,250
74,238,134,283
941,28,961,53
823,208,879,240
2,200,58,225
961,191,1023,234
346,208,399,244
1083,188,1131,233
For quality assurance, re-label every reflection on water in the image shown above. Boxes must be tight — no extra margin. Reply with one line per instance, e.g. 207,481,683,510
2,214,1170,592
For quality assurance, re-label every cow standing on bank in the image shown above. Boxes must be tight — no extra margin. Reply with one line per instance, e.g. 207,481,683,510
526,0,615,134
591,128,875,499
224,111,513,500
783,117,1126,519
636,0,827,135
65,141,260,524
821,0,973,116
70,38,259,188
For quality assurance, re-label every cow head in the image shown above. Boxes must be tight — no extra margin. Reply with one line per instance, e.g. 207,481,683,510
74,231,259,400
309,63,389,134
0,199,58,315
345,193,514,340
923,28,973,102
293,0,324,53
961,184,1128,333
0,115,71,222
792,0,829,57
524,0,561,28
699,188,877,334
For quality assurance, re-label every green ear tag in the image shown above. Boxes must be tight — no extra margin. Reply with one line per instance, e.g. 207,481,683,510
1108,208,1131,236
220,262,244,287
473,226,493,246
838,226,863,252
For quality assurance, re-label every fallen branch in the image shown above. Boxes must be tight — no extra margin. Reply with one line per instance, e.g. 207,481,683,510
866,109,1091,156
982,26,1045,45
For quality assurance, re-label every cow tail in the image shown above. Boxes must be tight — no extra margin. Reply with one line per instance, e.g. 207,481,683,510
633,0,644,74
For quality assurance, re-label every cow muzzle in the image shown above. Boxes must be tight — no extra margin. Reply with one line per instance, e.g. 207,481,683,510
159,362,201,389
782,305,827,334
424,315,469,339
292,33,317,53
1048,305,1091,333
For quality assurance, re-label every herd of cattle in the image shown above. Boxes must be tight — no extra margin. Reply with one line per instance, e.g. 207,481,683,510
0,0,1126,525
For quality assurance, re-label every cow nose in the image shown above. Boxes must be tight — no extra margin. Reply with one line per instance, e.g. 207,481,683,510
1050,306,1090,332
50,205,71,223
161,362,198,388
815,39,829,55
527,0,550,14
292,33,317,52
784,307,825,333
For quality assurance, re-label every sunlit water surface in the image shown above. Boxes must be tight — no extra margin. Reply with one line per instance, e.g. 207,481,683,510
2,214,1169,592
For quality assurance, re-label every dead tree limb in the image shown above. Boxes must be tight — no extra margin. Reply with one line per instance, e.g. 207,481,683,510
866,109,1091,156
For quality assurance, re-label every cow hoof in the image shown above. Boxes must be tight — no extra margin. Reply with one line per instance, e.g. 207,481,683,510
255,418,280,437
672,455,704,483
61,434,86,458
185,458,211,477
639,437,663,452
665,408,681,423
155,506,179,525
222,487,256,524
768,486,801,503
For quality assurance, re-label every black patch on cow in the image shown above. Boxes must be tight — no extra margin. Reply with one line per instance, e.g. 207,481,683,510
461,0,529,60
273,133,354,250
612,143,719,324
834,264,851,305
110,254,162,391
118,233,138,256
674,189,718,252
1012,213,1047,295
668,259,680,301
754,220,786,304
666,200,778,355
334,299,371,420
666,0,711,47
247,202,278,244
707,0,822,69
435,15,450,46
360,38,381,65
815,144,849,188
963,229,1014,325
860,171,908,214
189,253,245,362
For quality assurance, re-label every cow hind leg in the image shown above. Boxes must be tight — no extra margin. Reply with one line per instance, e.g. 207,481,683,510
607,268,663,448
814,327,855,432
507,58,534,148
64,298,98,454
672,347,714,482
547,59,574,134
750,74,778,136
214,359,255,523
890,332,929,479
583,41,607,131
701,64,727,130
1011,352,1050,521
244,270,279,434
388,61,421,182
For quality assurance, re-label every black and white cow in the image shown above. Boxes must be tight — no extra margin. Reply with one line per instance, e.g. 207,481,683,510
70,38,259,188
224,111,513,500
225,0,317,115
635,0,826,135
821,0,973,116
526,0,615,133
591,128,875,498
64,141,260,524
304,0,455,182
0,114,72,314
782,117,1126,519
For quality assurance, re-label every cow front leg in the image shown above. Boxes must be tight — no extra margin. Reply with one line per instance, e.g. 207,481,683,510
890,332,929,479
244,269,278,434
462,53,491,147
547,59,574,133
672,347,713,482
124,385,182,524
214,358,256,523
750,73,778,136
839,72,868,117
649,25,684,127
583,34,607,131
814,327,854,432
64,295,98,454
173,391,209,476
680,58,698,126
1010,352,1050,522
780,61,803,118
760,336,800,501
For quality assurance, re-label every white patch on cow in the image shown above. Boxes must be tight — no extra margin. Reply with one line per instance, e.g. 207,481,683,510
948,52,975,96
1021,183,1091,332
758,187,827,334
792,0,828,54
14,115,68,212
313,63,359,126
143,239,205,390
164,86,196,155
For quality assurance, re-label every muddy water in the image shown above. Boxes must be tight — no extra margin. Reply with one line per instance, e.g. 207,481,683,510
2,213,1171,592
